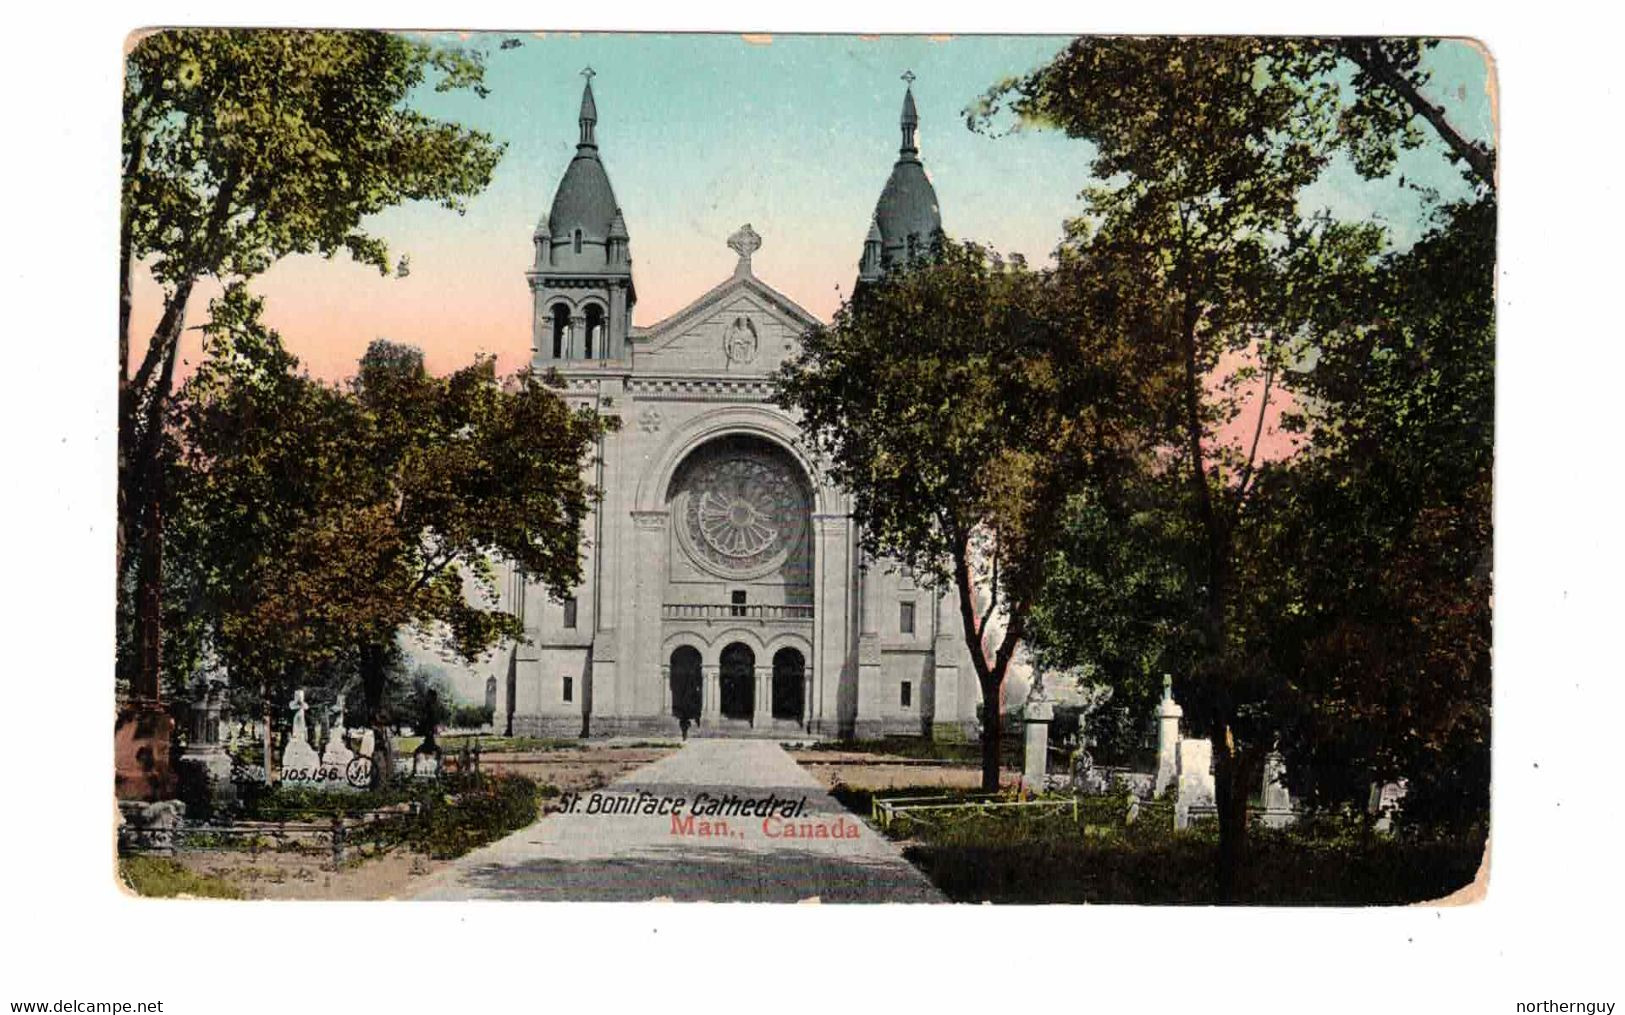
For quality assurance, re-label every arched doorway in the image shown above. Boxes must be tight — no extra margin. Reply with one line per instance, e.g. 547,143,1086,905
719,642,755,720
772,648,805,721
669,646,702,721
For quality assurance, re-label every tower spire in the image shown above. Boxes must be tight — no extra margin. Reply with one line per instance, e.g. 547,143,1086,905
578,67,598,148
899,70,918,158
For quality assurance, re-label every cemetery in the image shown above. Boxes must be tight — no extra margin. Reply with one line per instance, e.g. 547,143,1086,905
118,681,679,899
800,676,1473,905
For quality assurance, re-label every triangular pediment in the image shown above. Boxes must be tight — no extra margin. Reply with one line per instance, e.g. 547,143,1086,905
630,271,820,375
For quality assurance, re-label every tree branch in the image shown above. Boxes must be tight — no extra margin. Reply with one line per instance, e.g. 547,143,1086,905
1341,39,1497,190
1233,353,1275,512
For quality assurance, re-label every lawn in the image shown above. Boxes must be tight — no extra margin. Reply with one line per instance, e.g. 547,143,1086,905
392,734,583,755
802,735,1021,766
119,856,244,899
835,784,1485,905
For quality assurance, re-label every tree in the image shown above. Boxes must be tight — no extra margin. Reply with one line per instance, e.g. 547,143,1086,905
1332,38,1496,189
331,341,603,781
169,301,604,784
979,37,1395,896
1025,473,1203,766
979,36,1494,891
774,240,1154,790
1266,196,1494,831
120,29,505,719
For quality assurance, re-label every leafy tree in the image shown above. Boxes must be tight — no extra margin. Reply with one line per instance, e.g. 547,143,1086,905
978,36,1401,896
328,340,603,780
1026,474,1203,765
1266,196,1494,831
169,301,603,783
979,36,1494,890
1332,38,1496,189
120,29,505,711
775,239,1156,790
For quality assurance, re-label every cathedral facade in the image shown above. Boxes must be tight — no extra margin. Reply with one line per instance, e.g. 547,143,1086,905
492,75,978,740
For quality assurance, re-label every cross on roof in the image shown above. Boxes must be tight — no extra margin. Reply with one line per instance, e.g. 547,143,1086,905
901,70,916,85
581,66,596,81
728,223,763,272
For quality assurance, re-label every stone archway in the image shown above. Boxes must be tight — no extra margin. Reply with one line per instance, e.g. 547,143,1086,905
670,646,702,721
719,642,755,720
772,647,805,721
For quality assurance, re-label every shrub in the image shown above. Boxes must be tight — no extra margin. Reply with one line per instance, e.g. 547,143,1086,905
119,857,243,899
450,704,495,729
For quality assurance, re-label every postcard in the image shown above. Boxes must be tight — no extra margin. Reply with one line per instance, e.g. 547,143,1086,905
113,29,1495,905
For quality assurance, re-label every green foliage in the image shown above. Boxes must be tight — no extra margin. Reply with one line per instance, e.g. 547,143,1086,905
450,704,496,728
231,770,540,860
165,302,604,728
774,238,1160,789
1265,197,1494,825
358,772,542,859
119,857,244,899
835,784,1480,904
123,29,502,285
973,38,1495,865
120,28,507,703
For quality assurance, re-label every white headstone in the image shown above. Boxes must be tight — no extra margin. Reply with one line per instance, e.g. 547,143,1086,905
1174,738,1214,828
1368,779,1409,832
280,689,323,785
1020,678,1055,793
1153,676,1183,797
323,727,357,783
1259,750,1295,828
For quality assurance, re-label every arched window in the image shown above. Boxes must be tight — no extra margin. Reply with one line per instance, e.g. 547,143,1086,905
550,303,571,359
584,304,604,360
573,229,583,255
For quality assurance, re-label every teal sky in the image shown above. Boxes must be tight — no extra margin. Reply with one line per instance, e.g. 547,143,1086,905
130,34,1495,379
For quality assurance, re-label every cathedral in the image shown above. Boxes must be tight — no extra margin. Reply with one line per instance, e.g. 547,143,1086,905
489,73,979,740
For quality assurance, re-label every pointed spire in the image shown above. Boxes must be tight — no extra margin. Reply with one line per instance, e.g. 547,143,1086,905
578,67,598,148
899,70,919,158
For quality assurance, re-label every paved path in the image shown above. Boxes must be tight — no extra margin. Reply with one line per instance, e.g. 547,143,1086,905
409,739,944,902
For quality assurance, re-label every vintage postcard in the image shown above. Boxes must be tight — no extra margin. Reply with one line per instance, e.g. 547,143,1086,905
113,29,1495,906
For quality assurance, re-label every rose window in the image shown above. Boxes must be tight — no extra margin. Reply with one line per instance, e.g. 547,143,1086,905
675,453,808,579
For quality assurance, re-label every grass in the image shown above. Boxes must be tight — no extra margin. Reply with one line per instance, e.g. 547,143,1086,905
804,735,1020,765
392,734,581,754
119,856,243,899
836,784,1485,905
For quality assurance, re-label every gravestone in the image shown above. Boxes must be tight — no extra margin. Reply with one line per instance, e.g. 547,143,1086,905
1153,676,1183,797
280,689,324,786
1174,738,1214,829
1021,679,1055,793
1368,779,1409,832
1259,750,1296,828
322,694,357,790
410,689,444,780
177,676,235,814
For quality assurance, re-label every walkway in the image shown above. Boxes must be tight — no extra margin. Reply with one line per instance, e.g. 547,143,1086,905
408,739,945,902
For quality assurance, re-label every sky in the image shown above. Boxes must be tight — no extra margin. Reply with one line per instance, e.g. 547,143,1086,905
127,33,1495,383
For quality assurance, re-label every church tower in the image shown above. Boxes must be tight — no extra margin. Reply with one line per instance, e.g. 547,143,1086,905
530,69,637,366
860,72,944,283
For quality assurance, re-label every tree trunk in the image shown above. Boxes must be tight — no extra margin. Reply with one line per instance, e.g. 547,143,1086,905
1211,721,1253,903
124,277,195,704
359,639,396,787
980,679,1002,792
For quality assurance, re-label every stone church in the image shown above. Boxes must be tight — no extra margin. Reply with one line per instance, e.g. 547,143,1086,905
485,73,979,740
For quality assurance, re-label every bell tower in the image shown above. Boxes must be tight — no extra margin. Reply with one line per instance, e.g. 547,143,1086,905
860,71,943,284
530,68,637,367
